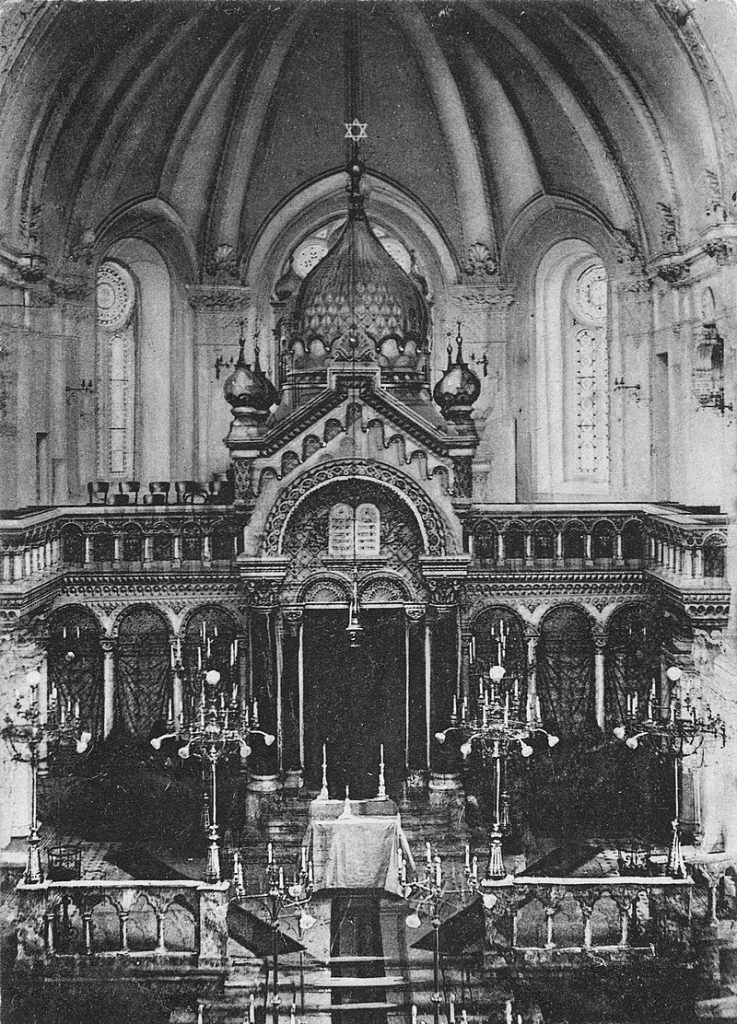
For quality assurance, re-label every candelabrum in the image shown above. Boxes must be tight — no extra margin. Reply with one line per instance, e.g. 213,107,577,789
2,670,91,884
435,665,558,883
231,841,315,1024
612,665,727,878
173,668,275,884
403,842,482,1024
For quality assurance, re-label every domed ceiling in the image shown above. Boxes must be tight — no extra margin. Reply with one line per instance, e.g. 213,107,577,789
0,0,733,281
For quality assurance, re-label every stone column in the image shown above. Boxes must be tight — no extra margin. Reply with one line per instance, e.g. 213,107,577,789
101,637,116,738
594,632,606,731
170,637,183,729
525,627,539,722
280,605,304,790
424,616,432,772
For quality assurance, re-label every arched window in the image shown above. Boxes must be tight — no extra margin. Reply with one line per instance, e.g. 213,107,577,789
535,242,610,496
96,260,137,478
96,240,176,486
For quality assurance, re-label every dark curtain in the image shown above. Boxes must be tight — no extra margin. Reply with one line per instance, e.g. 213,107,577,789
304,609,405,798
430,609,459,774
602,604,671,840
249,610,278,774
605,604,661,724
524,607,598,842
538,606,595,739
48,608,104,739
114,607,171,738
281,621,300,771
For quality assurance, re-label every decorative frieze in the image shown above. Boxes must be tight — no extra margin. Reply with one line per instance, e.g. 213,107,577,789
187,285,251,311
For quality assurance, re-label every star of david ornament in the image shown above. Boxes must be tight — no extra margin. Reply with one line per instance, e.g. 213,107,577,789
344,118,368,141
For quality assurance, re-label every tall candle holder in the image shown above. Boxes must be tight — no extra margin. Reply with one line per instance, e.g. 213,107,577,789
403,842,481,1024
2,669,91,884
435,665,558,883
232,841,315,1024
176,668,274,883
612,665,726,878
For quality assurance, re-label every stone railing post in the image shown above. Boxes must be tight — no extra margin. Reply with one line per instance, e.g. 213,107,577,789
197,882,230,969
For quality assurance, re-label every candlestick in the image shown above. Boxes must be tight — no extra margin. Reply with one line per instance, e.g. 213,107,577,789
449,994,455,1023
268,841,273,864
464,842,470,871
318,742,329,801
249,993,256,1023
426,841,432,866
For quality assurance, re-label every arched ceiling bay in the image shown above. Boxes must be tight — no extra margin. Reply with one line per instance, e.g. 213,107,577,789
0,0,730,278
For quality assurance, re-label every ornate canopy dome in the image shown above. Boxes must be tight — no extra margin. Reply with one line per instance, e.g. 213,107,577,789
290,161,429,377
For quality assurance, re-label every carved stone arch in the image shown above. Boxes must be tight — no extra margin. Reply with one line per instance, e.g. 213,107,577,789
111,602,174,639
359,572,414,605
180,603,244,636
48,603,105,637
260,460,448,557
537,601,600,635
299,574,351,606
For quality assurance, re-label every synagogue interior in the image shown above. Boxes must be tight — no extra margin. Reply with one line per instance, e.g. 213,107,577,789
2,1,737,1022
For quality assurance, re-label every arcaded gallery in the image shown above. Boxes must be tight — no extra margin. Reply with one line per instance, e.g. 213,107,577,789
1,2,737,1021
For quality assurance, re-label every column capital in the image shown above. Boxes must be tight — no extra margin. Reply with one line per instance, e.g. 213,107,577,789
100,636,116,654
405,604,426,623
593,631,607,653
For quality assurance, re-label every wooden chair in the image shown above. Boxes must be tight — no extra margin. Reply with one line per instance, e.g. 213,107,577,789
87,481,109,505
148,481,170,506
112,481,140,506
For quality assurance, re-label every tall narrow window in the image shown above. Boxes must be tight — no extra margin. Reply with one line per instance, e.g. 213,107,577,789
568,262,609,480
96,260,137,478
535,241,610,497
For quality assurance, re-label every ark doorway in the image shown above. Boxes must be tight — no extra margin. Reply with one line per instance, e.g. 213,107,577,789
303,609,407,799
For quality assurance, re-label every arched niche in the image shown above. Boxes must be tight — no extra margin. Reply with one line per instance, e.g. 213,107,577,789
605,603,661,725
113,606,171,739
469,606,527,687
48,606,104,739
538,605,595,739
277,477,427,602
182,606,239,701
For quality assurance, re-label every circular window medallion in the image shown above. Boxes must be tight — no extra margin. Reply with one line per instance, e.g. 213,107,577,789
571,263,607,324
96,262,135,329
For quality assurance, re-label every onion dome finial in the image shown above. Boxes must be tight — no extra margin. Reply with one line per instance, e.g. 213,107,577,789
223,321,278,425
433,322,481,424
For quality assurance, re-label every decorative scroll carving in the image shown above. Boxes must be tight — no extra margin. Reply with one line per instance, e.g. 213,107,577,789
463,242,497,278
204,243,241,283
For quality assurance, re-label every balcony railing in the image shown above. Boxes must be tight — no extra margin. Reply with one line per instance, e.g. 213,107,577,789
484,877,693,963
14,876,692,973
465,503,727,580
15,879,230,971
0,502,728,590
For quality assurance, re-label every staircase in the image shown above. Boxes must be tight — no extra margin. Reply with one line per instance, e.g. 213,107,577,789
169,786,494,1023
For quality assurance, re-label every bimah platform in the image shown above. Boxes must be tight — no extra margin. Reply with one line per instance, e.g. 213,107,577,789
304,797,412,895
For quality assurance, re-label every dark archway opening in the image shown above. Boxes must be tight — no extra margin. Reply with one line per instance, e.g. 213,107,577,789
303,609,409,799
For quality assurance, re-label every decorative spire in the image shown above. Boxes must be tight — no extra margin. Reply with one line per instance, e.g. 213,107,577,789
433,322,481,424
223,320,278,434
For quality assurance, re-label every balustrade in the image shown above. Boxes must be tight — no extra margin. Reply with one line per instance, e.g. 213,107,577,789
465,504,728,583
0,503,728,592
0,505,245,586
16,879,229,970
484,877,692,960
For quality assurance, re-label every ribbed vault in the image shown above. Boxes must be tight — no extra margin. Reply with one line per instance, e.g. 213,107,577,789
0,0,733,278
